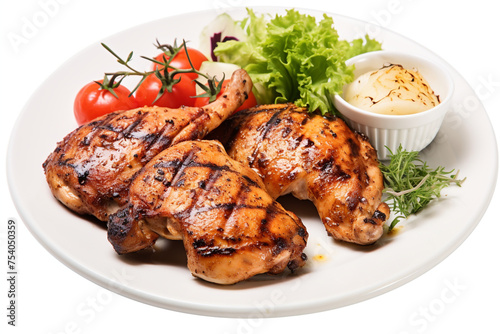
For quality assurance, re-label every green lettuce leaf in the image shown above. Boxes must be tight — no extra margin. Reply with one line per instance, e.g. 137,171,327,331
213,8,382,115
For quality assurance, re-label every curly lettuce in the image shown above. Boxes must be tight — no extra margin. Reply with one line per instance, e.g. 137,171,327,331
212,9,382,115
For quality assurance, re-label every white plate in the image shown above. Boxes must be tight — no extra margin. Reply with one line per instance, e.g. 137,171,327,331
7,7,498,317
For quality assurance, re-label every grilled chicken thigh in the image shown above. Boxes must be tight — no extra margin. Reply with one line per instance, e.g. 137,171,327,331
211,104,390,245
43,69,252,221
107,140,308,284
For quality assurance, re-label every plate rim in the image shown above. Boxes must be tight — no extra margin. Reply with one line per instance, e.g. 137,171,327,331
7,5,499,318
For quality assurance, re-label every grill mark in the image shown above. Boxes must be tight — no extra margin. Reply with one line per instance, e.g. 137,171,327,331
65,107,214,190
170,149,198,186
347,137,360,157
119,116,145,139
174,175,265,220
91,111,122,132
243,105,290,117
177,203,254,217
154,160,234,174
70,116,115,152
98,110,148,138
64,112,148,185
241,175,260,187
155,147,199,203
66,110,148,169
216,172,250,233
202,240,292,257
317,157,351,182
143,119,178,157
185,168,223,221
222,106,290,151
191,235,289,257
154,159,261,189
192,239,236,257
169,164,276,228
248,108,287,166
153,145,264,219
260,205,275,237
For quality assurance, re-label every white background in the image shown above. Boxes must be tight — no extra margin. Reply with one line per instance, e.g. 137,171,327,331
1,0,499,333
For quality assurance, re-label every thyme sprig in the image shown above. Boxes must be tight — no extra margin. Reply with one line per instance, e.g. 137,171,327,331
380,145,466,231
99,39,220,103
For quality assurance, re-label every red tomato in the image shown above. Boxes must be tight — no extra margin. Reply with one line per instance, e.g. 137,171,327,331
74,81,139,126
135,74,197,108
151,47,208,80
194,79,257,112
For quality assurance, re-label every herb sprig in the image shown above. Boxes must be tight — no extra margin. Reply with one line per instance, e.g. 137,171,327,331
380,145,466,231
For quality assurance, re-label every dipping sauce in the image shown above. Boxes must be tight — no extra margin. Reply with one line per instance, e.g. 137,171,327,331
343,64,440,115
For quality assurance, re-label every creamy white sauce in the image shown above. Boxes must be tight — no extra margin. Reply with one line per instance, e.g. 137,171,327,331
344,64,440,115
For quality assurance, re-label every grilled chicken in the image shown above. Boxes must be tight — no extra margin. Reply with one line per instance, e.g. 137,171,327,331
107,140,308,284
211,104,390,245
43,69,252,221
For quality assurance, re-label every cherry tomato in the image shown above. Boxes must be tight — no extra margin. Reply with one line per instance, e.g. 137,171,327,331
74,81,139,126
151,47,208,81
194,79,257,112
135,74,197,108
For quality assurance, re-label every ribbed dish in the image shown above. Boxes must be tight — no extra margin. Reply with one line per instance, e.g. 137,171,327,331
334,51,454,160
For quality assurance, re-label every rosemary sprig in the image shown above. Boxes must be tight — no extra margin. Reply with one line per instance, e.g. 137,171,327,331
380,145,466,231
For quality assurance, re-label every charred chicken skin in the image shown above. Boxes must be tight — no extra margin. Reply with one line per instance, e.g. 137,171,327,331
107,140,308,284
211,104,390,245
43,69,252,221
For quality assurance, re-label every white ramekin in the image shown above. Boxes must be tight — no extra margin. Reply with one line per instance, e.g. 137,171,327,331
333,51,455,160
